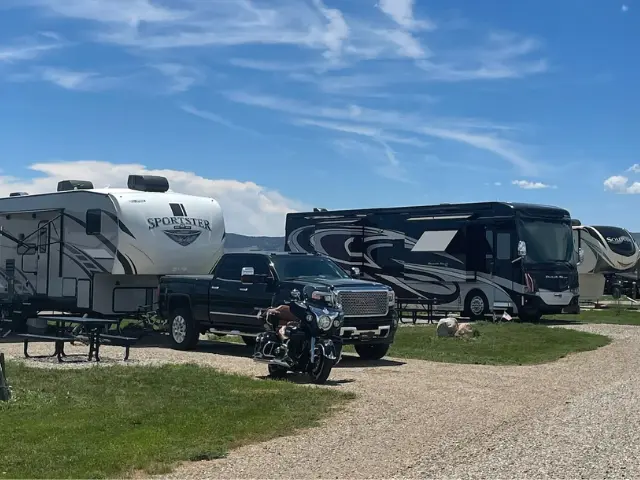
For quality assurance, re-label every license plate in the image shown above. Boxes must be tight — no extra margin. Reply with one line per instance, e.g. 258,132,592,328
359,332,373,341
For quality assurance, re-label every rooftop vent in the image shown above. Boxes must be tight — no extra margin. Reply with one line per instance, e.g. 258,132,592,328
571,219,582,226
127,175,169,193
57,180,94,192
313,207,328,212
9,192,28,197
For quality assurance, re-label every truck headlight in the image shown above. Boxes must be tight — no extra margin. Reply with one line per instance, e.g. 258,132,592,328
317,315,333,330
387,289,395,306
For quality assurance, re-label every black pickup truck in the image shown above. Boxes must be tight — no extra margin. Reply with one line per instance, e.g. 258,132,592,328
157,251,399,360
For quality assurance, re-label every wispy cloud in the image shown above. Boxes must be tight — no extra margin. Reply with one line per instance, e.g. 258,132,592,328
9,66,122,91
224,90,540,174
622,4,629,12
179,103,261,136
377,0,435,31
0,32,65,63
150,63,203,93
512,179,555,189
332,137,412,183
627,163,640,173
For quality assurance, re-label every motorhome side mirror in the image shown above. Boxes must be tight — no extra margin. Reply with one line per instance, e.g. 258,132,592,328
517,240,527,257
240,266,255,283
578,247,584,265
351,267,361,277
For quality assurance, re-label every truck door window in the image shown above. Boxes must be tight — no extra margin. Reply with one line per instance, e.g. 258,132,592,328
215,256,243,281
246,256,270,276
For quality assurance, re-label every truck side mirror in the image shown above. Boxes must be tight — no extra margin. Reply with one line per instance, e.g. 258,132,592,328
517,240,527,257
241,266,255,284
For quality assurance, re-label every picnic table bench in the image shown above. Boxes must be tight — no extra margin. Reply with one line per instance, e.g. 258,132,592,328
17,316,139,362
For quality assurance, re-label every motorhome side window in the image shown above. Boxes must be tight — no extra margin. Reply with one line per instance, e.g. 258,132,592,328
86,209,102,235
496,232,511,260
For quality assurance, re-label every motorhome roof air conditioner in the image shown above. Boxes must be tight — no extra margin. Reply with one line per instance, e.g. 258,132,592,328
571,219,582,226
57,180,94,192
9,192,28,197
127,175,169,193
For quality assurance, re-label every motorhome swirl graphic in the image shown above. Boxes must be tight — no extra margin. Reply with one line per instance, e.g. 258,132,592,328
285,202,580,321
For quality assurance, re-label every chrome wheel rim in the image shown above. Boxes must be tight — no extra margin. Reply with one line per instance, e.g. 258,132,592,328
172,315,187,343
470,296,485,315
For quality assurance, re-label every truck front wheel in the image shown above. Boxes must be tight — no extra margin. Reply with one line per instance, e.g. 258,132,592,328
169,307,200,351
354,343,390,361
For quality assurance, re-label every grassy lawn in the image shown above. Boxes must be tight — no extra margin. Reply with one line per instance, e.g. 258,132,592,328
343,322,610,366
0,362,353,479
547,308,640,326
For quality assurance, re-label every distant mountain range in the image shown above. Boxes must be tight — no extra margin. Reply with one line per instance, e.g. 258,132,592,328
224,233,285,252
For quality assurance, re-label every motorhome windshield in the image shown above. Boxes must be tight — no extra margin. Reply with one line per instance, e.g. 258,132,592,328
519,219,574,264
271,255,350,280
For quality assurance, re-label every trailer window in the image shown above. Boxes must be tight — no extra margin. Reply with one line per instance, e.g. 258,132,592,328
17,234,36,256
86,209,102,235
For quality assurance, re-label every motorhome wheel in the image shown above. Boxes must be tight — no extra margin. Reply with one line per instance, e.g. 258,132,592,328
169,307,199,350
464,290,488,320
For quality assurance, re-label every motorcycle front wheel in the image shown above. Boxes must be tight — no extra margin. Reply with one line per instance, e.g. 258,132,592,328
309,352,334,384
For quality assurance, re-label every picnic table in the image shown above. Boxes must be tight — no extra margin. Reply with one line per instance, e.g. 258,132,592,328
396,297,439,324
17,316,138,362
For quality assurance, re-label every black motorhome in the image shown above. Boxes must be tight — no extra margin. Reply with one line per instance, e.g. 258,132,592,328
285,202,580,321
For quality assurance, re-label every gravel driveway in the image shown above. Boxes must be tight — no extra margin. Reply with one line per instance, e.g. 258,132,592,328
2,323,639,479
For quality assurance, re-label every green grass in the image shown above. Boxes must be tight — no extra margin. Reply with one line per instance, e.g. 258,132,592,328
0,362,353,479
547,308,640,326
344,322,610,365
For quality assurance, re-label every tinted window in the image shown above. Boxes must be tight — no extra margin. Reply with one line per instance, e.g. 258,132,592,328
86,209,101,235
496,232,511,260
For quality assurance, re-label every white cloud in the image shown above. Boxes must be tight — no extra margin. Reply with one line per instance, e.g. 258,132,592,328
0,161,304,236
512,179,555,189
9,67,122,91
604,175,640,194
627,163,640,173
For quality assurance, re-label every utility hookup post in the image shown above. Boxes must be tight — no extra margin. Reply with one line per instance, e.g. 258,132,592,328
0,353,10,402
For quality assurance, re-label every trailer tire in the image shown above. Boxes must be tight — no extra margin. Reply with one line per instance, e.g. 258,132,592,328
169,307,199,351
464,290,488,320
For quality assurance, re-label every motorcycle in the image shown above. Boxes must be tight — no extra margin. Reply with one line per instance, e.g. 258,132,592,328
252,288,344,384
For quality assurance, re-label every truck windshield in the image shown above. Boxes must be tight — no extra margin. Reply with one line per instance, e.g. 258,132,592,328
271,256,350,280
519,219,574,264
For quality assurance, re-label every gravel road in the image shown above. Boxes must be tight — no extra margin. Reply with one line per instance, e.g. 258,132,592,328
2,323,639,479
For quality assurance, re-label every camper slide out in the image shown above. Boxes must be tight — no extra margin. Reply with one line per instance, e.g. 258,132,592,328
285,202,581,321
0,175,225,330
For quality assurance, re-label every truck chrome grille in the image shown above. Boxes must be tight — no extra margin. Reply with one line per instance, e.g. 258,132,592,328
336,290,389,317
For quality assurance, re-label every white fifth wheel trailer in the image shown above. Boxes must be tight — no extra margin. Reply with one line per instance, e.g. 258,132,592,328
572,220,640,301
0,175,225,322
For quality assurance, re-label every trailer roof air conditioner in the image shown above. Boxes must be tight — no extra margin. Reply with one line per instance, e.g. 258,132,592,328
571,219,582,226
127,175,169,193
57,180,94,192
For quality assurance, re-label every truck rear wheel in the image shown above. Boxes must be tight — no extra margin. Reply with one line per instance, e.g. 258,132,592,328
354,343,389,361
169,307,199,351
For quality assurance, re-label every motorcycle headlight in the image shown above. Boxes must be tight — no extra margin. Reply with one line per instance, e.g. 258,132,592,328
333,317,342,328
317,315,333,330
387,289,395,306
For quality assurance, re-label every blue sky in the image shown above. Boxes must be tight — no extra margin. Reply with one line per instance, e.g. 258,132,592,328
0,0,638,236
